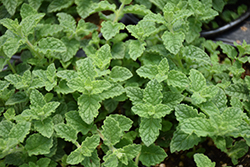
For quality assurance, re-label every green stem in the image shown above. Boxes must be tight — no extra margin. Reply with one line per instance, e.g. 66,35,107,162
113,2,125,23
26,39,43,59
184,96,192,103
7,61,16,74
97,129,116,152
175,53,184,71
135,152,141,166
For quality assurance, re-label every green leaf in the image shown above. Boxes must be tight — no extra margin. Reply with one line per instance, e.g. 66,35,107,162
103,152,119,167
102,117,122,145
126,21,156,39
128,40,146,61
2,36,21,58
143,80,162,105
0,120,14,138
122,144,141,160
109,114,133,132
81,150,100,167
3,108,16,121
30,89,46,108
139,144,167,166
125,87,143,105
120,0,132,5
222,107,243,127
34,118,54,138
75,0,116,19
8,122,31,143
60,37,80,62
98,83,125,100
20,3,37,19
136,65,158,80
78,94,101,124
227,140,249,165
91,80,111,94
92,44,112,69
225,83,249,101
48,0,74,13
1,0,18,15
76,58,97,81
123,4,151,16
101,21,125,41
65,110,93,135
189,69,206,92
37,158,51,167
175,104,202,122
167,70,189,89
212,88,227,111
194,153,216,167
199,101,220,116
36,24,63,38
67,148,85,165
54,123,78,143
219,42,237,60
0,80,10,91
0,18,19,34
32,63,57,91
25,133,53,156
56,12,76,33
28,0,43,10
162,91,184,109
37,37,67,54
180,118,216,137
5,91,28,105
139,117,161,146
182,45,211,65
170,128,201,152
57,70,78,81
110,66,133,82
81,135,100,157
20,14,45,37
162,31,185,55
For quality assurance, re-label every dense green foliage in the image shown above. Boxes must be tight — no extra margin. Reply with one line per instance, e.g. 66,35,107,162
0,0,250,166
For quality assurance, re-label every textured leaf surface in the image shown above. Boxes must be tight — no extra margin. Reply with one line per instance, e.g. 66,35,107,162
182,45,211,65
20,14,45,37
3,37,21,58
162,31,185,55
66,148,84,165
8,122,31,143
175,104,202,122
65,111,93,135
170,128,201,152
189,69,206,92
98,83,125,100
163,91,184,109
180,118,216,137
76,58,97,81
139,117,161,146
110,66,133,82
101,21,125,41
54,123,77,143
128,40,146,61
0,120,13,138
57,12,76,33
109,114,133,132
102,117,122,145
194,153,216,167
93,44,112,70
1,0,18,15
167,70,189,89
225,83,249,101
20,3,37,19
81,150,100,167
143,80,162,105
125,87,143,105
81,135,100,157
136,65,158,80
25,133,53,156
37,37,66,54
78,94,101,124
34,118,53,138
139,145,167,166
28,0,43,10
48,0,74,13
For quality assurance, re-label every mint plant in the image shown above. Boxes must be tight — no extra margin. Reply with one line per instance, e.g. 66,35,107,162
0,0,250,166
